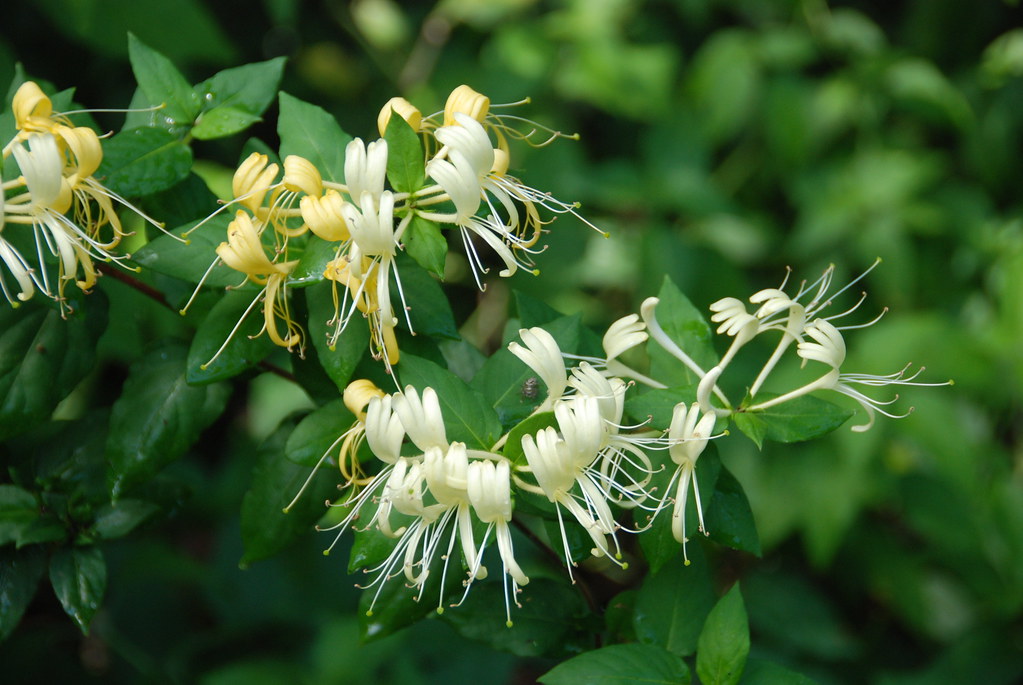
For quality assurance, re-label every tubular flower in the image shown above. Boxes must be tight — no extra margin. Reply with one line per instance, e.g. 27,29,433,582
344,138,388,209
508,327,568,413
467,459,528,626
664,402,717,565
377,97,423,137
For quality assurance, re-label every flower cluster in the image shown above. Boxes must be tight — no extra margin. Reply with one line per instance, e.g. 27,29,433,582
195,84,595,371
1,82,157,311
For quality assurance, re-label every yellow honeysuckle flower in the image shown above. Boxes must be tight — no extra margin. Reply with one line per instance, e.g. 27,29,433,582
215,211,290,283
377,96,423,137
444,85,490,126
300,190,350,242
232,152,281,215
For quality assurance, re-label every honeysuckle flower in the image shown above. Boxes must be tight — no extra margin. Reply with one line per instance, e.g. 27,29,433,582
392,386,448,452
519,423,628,579
344,138,388,209
300,189,350,242
0,231,36,305
443,84,491,126
508,327,569,413
232,152,281,214
377,96,423,137
467,459,528,626
663,402,717,565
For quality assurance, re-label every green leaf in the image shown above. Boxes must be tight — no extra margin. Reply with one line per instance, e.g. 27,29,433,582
186,289,277,384
705,467,761,556
240,422,339,566
0,546,45,641
384,113,425,193
634,541,718,657
732,412,767,449
399,354,503,450
289,236,338,287
137,172,219,229
399,255,459,341
358,569,440,642
539,643,691,685
127,33,200,132
191,105,263,140
737,394,852,444
193,57,286,118
285,398,355,467
0,296,107,442
404,216,448,278
107,344,230,498
443,578,590,658
49,546,106,634
305,281,370,391
97,126,193,197
514,290,564,328
0,485,38,546
625,385,697,429
696,583,750,685
278,92,351,183
647,276,718,387
501,411,558,466
131,213,239,287
92,499,160,541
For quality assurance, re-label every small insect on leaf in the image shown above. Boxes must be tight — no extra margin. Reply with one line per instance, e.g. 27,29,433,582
521,376,539,400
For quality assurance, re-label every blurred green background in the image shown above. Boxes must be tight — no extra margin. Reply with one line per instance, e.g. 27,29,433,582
2,0,1023,682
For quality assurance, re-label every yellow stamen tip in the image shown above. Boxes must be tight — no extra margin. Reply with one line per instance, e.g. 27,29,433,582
505,620,514,628
684,559,691,567
366,610,373,617
323,550,331,556
436,607,445,615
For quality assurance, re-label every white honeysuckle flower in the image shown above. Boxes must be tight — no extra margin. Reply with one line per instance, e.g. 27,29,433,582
467,459,529,627
797,318,846,369
709,297,758,338
434,113,496,180
0,235,36,304
393,386,449,452
364,394,406,464
602,313,648,362
508,327,568,412
519,427,625,579
344,138,388,208
665,402,717,566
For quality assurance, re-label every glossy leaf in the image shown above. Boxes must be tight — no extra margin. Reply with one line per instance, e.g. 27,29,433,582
646,276,718,387
384,112,425,193
92,499,160,540
0,485,38,546
398,354,503,450
49,545,106,634
696,583,750,685
107,344,230,498
97,126,193,197
739,659,819,685
705,467,761,556
131,213,239,287
0,296,107,442
240,422,339,566
442,578,590,658
127,33,200,131
186,288,277,384
634,541,717,657
624,385,697,428
278,92,351,183
736,394,852,446
403,216,447,278
399,256,459,341
306,281,370,391
191,105,262,140
193,57,286,118
501,411,557,466
0,546,45,641
289,236,337,287
284,398,354,467
539,643,691,685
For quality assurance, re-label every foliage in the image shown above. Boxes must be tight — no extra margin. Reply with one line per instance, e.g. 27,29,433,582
1,2,1020,684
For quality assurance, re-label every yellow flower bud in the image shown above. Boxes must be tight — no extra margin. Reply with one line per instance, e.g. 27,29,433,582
12,81,55,133
283,155,323,196
343,379,386,420
377,97,423,137
232,153,279,213
300,190,349,242
443,85,490,126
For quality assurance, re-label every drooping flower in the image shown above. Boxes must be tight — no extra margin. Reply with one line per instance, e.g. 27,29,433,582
508,327,569,413
662,402,717,566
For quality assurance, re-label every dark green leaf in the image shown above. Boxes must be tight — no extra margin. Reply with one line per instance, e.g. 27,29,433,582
193,57,286,117
348,510,414,573
127,33,200,132
186,289,277,384
501,411,558,466
399,255,459,341
240,422,339,566
107,344,230,498
539,643,691,685
737,394,852,444
398,354,502,450
289,235,338,287
49,545,106,634
92,499,160,540
634,541,717,657
97,126,193,197
306,281,370,391
138,172,219,229
285,398,355,467
705,467,761,556
0,296,107,442
131,213,239,287
514,290,564,328
358,567,440,642
0,546,45,641
278,92,351,183
443,578,590,658
404,216,448,278
647,276,718,387
625,385,697,428
733,412,768,449
696,583,750,685
191,105,263,140
0,485,38,546
384,113,425,193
